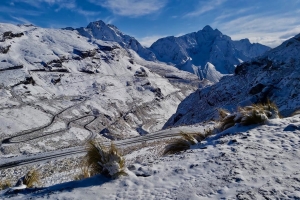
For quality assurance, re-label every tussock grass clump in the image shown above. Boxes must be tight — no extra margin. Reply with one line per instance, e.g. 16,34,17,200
163,131,212,155
0,180,12,190
219,101,280,130
74,161,91,181
23,169,40,188
190,129,213,142
218,108,231,120
85,140,126,178
163,138,191,155
290,109,300,117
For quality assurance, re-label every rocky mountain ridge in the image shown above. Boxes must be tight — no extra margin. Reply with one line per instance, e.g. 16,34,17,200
0,22,202,157
164,33,300,127
73,21,270,83
150,25,271,82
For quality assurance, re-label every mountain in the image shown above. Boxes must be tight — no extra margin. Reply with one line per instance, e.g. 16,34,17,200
76,20,156,61
75,22,270,83
0,22,203,157
164,33,300,127
150,25,271,82
233,38,271,58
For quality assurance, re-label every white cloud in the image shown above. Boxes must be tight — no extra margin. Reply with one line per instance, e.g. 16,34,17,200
213,13,300,47
10,16,33,24
89,0,168,17
12,0,100,17
0,5,42,16
185,0,227,17
138,35,166,47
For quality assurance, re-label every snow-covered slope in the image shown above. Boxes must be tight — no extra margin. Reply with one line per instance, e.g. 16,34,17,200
164,33,300,127
3,115,300,199
75,22,270,83
0,22,203,157
150,26,271,82
76,20,156,61
233,38,271,58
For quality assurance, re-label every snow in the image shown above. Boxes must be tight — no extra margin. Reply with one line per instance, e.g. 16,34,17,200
165,33,300,128
2,115,300,199
0,20,299,200
150,25,271,82
0,106,52,137
0,22,201,160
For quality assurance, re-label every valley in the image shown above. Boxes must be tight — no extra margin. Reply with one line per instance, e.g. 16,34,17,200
0,17,300,200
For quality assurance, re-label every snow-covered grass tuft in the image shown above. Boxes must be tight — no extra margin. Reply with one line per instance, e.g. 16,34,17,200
23,169,40,188
218,108,231,120
190,129,213,142
219,101,280,130
85,140,127,178
163,131,212,155
163,138,191,155
0,179,12,190
290,109,300,117
74,161,91,181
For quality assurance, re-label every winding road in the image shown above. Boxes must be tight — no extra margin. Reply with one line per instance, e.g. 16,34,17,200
0,129,186,170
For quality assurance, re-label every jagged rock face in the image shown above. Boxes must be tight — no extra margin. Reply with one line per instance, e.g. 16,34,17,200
150,25,271,82
0,22,202,156
76,20,156,61
75,22,270,83
233,39,271,58
164,33,300,128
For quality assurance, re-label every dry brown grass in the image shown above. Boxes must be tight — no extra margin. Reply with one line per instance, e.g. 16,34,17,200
163,138,191,155
219,115,236,131
23,169,40,188
219,101,280,130
74,160,91,181
85,140,126,178
218,108,230,120
163,131,213,155
291,109,300,117
0,179,12,190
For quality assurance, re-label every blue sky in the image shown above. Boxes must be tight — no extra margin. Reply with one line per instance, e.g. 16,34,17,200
1,0,300,47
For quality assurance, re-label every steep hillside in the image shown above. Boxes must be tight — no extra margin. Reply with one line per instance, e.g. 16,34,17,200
150,26,271,82
3,115,300,199
0,22,202,157
164,33,300,127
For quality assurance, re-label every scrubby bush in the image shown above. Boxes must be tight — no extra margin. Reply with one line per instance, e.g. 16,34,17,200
74,160,90,181
219,101,280,130
163,131,212,155
85,140,127,178
22,169,40,188
0,179,11,190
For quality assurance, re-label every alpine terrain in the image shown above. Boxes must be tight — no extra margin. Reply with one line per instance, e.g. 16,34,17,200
0,19,300,200
150,25,271,82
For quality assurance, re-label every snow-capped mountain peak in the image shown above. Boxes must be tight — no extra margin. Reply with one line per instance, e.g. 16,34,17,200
150,26,271,82
77,20,156,61
164,32,300,127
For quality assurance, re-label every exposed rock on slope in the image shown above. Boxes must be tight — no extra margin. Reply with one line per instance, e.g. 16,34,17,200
233,38,271,58
0,22,202,156
150,25,271,82
76,20,156,61
164,33,300,127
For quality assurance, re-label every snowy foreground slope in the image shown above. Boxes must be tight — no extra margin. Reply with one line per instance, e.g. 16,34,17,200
150,26,271,82
165,33,300,127
2,115,300,199
0,22,202,158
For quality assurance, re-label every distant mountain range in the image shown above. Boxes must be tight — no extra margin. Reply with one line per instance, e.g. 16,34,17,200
164,33,300,128
74,21,271,82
